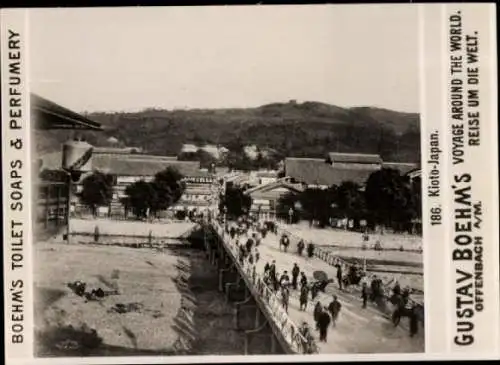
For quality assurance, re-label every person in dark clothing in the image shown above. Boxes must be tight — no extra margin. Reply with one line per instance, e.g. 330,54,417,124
291,263,300,290
254,248,260,263
281,234,290,252
361,282,369,308
297,239,305,256
307,242,315,258
370,275,379,302
393,281,401,296
318,308,331,342
335,264,343,291
409,306,419,337
245,238,254,253
279,271,290,287
238,245,246,265
269,260,276,279
299,322,315,353
273,275,280,292
264,262,270,274
313,301,323,330
327,295,342,327
300,272,308,290
311,282,320,300
299,285,309,311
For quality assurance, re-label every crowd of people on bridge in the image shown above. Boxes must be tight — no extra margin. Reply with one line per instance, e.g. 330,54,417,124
217,214,420,352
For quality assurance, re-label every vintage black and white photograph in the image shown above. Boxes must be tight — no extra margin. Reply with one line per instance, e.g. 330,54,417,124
31,5,425,357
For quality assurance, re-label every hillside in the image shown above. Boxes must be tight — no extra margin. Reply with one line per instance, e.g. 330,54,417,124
35,101,421,163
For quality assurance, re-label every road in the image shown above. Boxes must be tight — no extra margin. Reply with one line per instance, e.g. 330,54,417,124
236,227,425,354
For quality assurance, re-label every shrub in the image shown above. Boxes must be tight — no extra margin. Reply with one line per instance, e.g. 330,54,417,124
175,210,187,220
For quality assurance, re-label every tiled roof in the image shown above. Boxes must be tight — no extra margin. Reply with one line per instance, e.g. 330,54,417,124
285,158,373,186
328,152,382,164
40,151,202,177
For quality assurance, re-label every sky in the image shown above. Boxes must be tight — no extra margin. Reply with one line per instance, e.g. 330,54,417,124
28,5,419,113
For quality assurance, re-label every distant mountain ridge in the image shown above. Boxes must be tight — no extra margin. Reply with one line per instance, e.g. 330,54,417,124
35,100,421,163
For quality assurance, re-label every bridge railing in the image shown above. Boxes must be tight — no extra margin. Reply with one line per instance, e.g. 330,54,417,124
210,220,313,354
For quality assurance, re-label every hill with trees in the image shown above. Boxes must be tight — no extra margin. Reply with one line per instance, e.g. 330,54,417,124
36,100,420,163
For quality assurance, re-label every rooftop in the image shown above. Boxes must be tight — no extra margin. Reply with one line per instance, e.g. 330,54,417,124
40,151,205,178
327,152,382,165
31,93,102,131
284,157,373,186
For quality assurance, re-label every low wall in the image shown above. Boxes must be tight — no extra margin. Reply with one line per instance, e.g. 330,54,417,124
71,234,190,248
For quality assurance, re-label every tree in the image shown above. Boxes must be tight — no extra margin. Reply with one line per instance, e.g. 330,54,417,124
364,168,414,230
219,183,251,219
150,167,186,212
123,167,185,219
335,181,366,220
178,149,217,170
298,187,336,227
124,180,158,218
79,171,114,216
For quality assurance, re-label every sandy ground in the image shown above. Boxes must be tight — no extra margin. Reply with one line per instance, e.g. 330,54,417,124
284,222,422,251
70,218,197,238
278,222,424,291
325,247,423,266
34,241,248,357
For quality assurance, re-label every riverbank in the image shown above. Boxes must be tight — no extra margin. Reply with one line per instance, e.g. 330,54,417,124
34,240,249,356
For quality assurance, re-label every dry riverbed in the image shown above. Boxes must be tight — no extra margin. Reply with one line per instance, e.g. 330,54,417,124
34,241,248,357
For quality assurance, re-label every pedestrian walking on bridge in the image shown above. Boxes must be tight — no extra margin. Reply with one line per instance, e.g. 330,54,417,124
327,295,342,327
281,286,290,313
313,301,323,330
299,284,309,311
300,272,308,290
318,307,332,342
335,263,343,291
291,263,300,290
269,260,276,279
361,282,369,308
279,271,290,287
299,322,314,353
280,234,290,252
297,239,305,256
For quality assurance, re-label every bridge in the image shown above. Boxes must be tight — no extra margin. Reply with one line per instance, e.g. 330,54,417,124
201,219,425,355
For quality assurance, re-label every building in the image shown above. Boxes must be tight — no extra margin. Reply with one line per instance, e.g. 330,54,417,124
33,93,103,232
177,174,221,215
40,148,220,217
244,179,304,221
326,152,382,170
247,170,279,187
284,153,419,189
